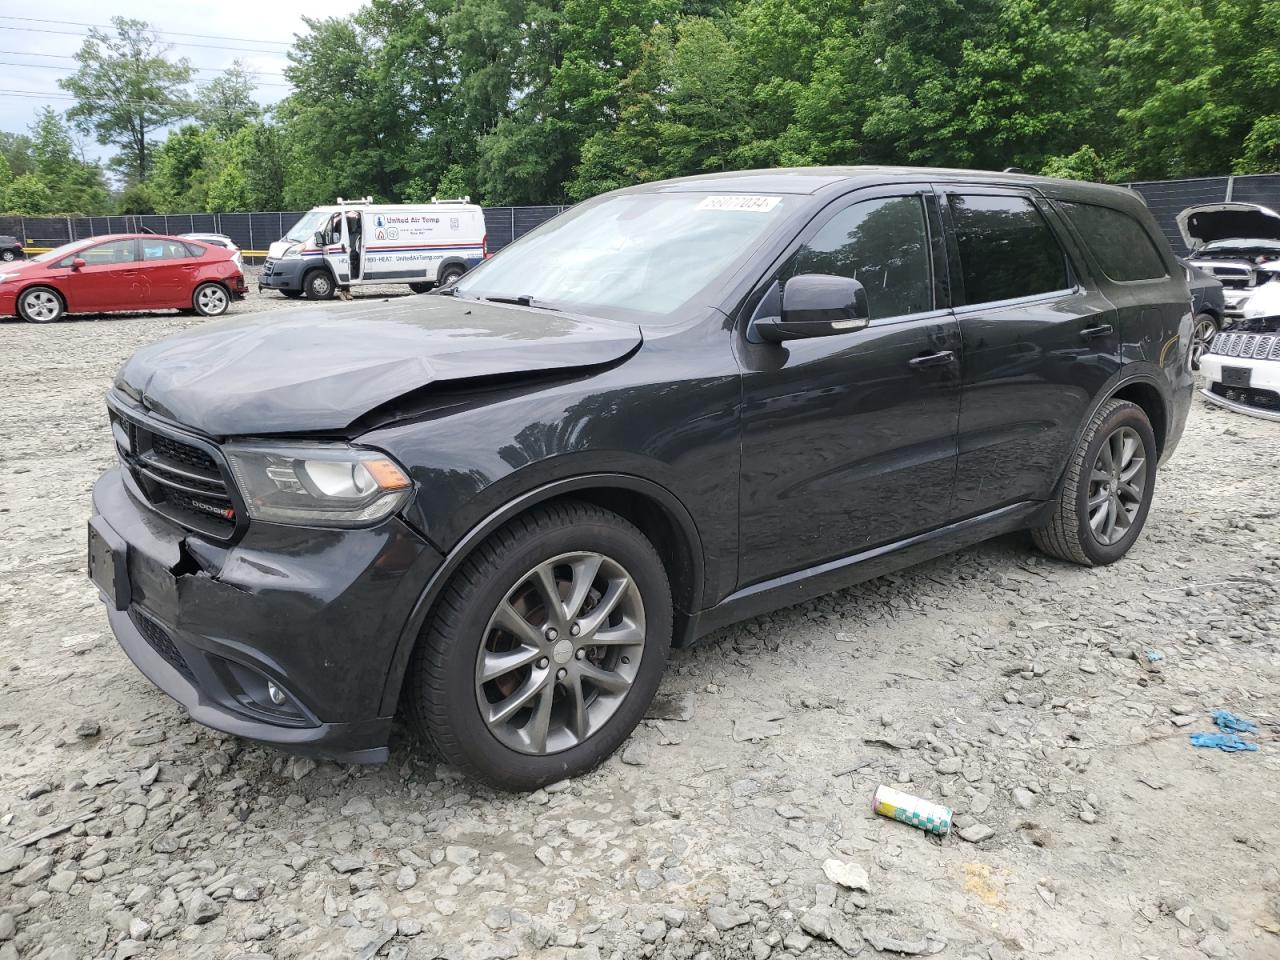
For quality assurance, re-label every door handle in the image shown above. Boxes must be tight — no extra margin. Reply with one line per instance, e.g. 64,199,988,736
908,350,956,368
1080,324,1114,340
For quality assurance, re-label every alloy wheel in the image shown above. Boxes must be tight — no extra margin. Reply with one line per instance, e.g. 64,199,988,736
1087,426,1147,546
1,250,14,262
196,285,228,315
475,551,646,755
1191,315,1217,368
21,289,60,322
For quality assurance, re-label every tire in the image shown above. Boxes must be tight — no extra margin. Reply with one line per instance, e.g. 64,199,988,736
17,286,64,323
437,265,466,287
303,269,336,300
1032,398,1158,566
1190,312,1219,370
1,249,15,262
408,282,432,294
192,282,230,317
406,500,673,791
281,289,304,299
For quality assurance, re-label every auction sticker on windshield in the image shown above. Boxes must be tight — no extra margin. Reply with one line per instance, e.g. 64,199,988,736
697,195,782,213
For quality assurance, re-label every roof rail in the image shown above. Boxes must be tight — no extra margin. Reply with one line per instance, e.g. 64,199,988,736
431,196,472,204
335,196,375,205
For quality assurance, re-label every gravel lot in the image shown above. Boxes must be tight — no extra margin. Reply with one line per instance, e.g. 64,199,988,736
2,280,1279,960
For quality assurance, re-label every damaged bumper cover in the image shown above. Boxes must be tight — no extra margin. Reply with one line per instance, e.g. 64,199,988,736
90,466,443,763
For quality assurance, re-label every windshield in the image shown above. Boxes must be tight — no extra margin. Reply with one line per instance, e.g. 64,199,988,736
453,192,792,320
30,239,93,264
283,210,330,243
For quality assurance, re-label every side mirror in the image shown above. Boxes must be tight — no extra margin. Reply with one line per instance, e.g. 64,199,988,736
314,231,326,247
71,257,87,270
755,274,870,342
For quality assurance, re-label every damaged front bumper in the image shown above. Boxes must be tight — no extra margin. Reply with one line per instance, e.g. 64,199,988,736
89,466,443,763
1199,350,1280,422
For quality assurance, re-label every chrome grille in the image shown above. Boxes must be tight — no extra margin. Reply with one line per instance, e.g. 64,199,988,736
1211,332,1280,360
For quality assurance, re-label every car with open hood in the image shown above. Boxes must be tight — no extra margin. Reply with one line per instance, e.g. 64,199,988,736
89,167,1195,790
1180,202,1280,320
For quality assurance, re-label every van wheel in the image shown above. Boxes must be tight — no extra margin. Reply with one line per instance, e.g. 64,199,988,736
1032,399,1157,566
438,265,466,287
17,286,64,323
192,283,230,317
405,501,673,791
303,270,336,300
281,289,304,299
408,282,431,294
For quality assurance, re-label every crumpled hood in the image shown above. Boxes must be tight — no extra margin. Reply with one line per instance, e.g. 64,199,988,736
116,296,642,436
1178,203,1280,249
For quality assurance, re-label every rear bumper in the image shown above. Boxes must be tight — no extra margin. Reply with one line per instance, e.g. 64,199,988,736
91,466,444,763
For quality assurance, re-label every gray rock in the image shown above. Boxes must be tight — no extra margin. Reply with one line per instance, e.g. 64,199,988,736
395,865,417,891
958,824,994,843
11,854,53,887
127,729,165,746
621,741,650,766
76,719,101,738
706,904,751,931
0,849,22,874
645,692,696,722
1011,788,1035,810
936,757,963,775
185,891,221,925
0,915,14,942
47,870,76,893
863,929,941,955
821,859,869,892
445,844,478,865
330,855,365,873
640,920,667,943
635,868,661,890
535,845,555,867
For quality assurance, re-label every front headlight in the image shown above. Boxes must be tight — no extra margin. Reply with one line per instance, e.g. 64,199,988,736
280,243,302,259
223,443,412,527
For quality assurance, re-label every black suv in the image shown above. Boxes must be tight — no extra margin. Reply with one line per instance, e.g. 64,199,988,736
89,168,1194,789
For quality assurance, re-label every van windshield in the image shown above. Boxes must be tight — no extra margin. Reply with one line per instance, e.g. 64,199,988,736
283,210,330,243
453,192,791,321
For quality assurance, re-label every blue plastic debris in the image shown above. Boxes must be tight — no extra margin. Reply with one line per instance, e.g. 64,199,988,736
1145,649,1164,663
1212,710,1258,734
1189,732,1258,752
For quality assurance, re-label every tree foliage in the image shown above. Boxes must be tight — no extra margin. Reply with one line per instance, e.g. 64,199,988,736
7,0,1280,216
58,16,193,183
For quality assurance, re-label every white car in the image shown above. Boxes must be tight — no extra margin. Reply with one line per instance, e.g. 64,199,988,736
180,233,244,272
1179,202,1280,318
1199,280,1280,421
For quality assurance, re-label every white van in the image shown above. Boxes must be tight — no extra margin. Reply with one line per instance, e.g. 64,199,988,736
259,198,488,299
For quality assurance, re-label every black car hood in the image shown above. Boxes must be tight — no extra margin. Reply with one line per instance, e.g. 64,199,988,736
116,296,642,436
1178,203,1280,249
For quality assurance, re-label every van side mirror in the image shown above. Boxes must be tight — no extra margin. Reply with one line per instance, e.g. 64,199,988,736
314,230,327,247
754,274,870,342
71,257,87,270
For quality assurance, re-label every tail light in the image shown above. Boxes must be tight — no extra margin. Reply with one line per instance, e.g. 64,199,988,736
482,233,491,259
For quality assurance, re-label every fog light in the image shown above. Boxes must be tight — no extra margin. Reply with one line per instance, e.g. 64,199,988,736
267,682,287,705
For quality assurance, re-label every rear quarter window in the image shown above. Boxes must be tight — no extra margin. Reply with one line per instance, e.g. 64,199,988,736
1060,201,1167,282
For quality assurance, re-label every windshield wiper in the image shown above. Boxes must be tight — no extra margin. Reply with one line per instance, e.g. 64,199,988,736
479,294,560,311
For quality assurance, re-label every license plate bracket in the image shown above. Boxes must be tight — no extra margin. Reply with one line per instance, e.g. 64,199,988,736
87,517,131,611
1222,366,1252,388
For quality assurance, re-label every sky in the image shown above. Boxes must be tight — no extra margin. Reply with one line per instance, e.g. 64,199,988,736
0,2,359,164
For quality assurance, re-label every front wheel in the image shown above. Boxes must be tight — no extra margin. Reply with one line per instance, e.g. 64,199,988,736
192,282,230,317
17,286,64,323
408,282,432,294
303,269,336,300
405,501,673,791
1191,312,1219,370
280,289,304,299
1,249,16,262
1032,398,1157,566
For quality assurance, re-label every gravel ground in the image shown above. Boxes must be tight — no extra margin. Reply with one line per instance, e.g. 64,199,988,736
1,282,1279,960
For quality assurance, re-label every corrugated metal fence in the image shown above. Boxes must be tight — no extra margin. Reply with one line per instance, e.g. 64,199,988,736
0,206,570,261
2,174,1279,258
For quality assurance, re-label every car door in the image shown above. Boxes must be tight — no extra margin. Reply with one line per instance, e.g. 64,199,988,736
736,188,963,586
52,239,139,312
938,187,1121,517
136,238,198,307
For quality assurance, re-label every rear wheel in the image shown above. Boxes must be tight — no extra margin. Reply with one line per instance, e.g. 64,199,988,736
17,286,64,323
1032,399,1157,566
406,501,672,790
281,289,304,299
192,282,230,317
408,282,432,294
438,265,466,288
303,269,336,300
1,249,16,262
1191,312,1218,370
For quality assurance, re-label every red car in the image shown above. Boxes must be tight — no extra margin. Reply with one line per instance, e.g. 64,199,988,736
0,234,246,324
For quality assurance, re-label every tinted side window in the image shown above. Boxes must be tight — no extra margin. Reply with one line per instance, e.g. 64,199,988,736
141,239,191,261
60,239,136,267
782,195,933,320
949,195,1068,304
1059,201,1166,282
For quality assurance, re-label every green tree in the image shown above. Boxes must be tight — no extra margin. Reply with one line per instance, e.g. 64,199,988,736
2,174,56,214
28,108,110,215
59,16,193,182
1236,116,1280,174
195,62,261,136
149,124,217,211
0,132,36,178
